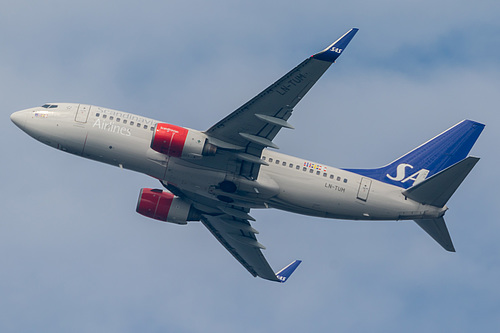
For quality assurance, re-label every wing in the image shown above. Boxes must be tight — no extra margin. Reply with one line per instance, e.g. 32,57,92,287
164,183,301,282
201,213,302,282
167,29,358,281
201,213,280,281
205,28,358,179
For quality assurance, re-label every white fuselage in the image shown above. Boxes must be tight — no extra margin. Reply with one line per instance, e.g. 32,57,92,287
12,103,446,222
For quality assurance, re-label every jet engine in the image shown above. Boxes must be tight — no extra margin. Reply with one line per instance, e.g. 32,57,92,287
136,188,200,224
150,123,216,159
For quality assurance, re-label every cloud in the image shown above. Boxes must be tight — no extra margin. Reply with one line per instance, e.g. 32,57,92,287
2,1,500,332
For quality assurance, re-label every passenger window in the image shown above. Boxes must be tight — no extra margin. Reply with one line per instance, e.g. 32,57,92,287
269,158,273,163
262,156,266,160
143,125,148,129
330,175,334,179
303,167,307,171
150,126,154,131
137,123,141,127
117,118,121,122
323,173,327,177
344,179,348,183
296,165,300,170
276,160,280,164
337,176,341,181
130,121,134,126
103,115,107,119
96,113,100,117
282,161,286,166
316,171,320,175
309,169,314,173
123,120,127,124
109,116,114,120
289,163,293,168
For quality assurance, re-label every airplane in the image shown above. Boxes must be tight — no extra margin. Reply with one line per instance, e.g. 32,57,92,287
10,28,485,283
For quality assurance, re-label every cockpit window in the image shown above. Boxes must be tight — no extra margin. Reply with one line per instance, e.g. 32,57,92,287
42,104,58,109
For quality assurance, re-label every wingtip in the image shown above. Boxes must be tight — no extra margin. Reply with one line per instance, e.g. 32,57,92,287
275,260,302,283
312,28,359,62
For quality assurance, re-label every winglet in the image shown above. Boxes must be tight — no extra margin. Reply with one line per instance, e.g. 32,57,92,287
275,260,302,283
312,28,359,62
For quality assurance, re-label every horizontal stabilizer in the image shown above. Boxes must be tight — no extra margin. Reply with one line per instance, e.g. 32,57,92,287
403,156,480,207
275,260,302,283
414,217,455,252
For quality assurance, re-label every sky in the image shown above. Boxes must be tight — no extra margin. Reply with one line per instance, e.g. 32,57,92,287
1,0,500,332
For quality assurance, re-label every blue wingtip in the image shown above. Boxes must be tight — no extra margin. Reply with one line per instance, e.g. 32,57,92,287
312,28,359,62
275,260,302,283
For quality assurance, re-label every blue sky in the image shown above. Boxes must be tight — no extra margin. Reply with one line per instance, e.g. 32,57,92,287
2,1,500,332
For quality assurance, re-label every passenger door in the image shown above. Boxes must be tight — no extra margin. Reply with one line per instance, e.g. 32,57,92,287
75,104,91,123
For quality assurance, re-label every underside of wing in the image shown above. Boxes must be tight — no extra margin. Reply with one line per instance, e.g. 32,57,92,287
204,28,358,180
201,214,281,282
150,29,359,282
163,183,300,282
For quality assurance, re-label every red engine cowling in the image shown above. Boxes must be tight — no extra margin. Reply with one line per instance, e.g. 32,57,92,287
150,123,216,159
136,188,199,224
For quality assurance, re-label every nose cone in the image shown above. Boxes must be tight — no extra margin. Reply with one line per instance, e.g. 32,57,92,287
10,110,27,129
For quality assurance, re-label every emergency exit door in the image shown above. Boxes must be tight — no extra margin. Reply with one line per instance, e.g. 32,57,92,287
357,177,372,201
75,104,91,123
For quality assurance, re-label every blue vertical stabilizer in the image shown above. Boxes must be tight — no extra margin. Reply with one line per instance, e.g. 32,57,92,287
344,120,485,189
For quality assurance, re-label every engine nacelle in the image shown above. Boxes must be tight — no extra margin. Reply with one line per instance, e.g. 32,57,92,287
136,188,199,224
150,123,216,159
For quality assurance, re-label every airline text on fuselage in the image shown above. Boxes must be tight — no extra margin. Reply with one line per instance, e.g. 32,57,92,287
92,118,131,137
95,107,156,126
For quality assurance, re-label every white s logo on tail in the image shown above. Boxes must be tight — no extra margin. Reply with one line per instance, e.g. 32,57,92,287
386,163,429,186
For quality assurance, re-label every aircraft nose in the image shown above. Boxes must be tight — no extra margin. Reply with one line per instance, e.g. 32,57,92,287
10,110,27,129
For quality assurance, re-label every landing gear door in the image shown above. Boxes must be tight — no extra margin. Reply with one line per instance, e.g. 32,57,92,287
75,104,91,123
357,177,372,201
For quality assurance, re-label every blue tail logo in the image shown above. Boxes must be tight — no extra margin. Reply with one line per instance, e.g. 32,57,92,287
344,119,484,189
386,164,429,186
